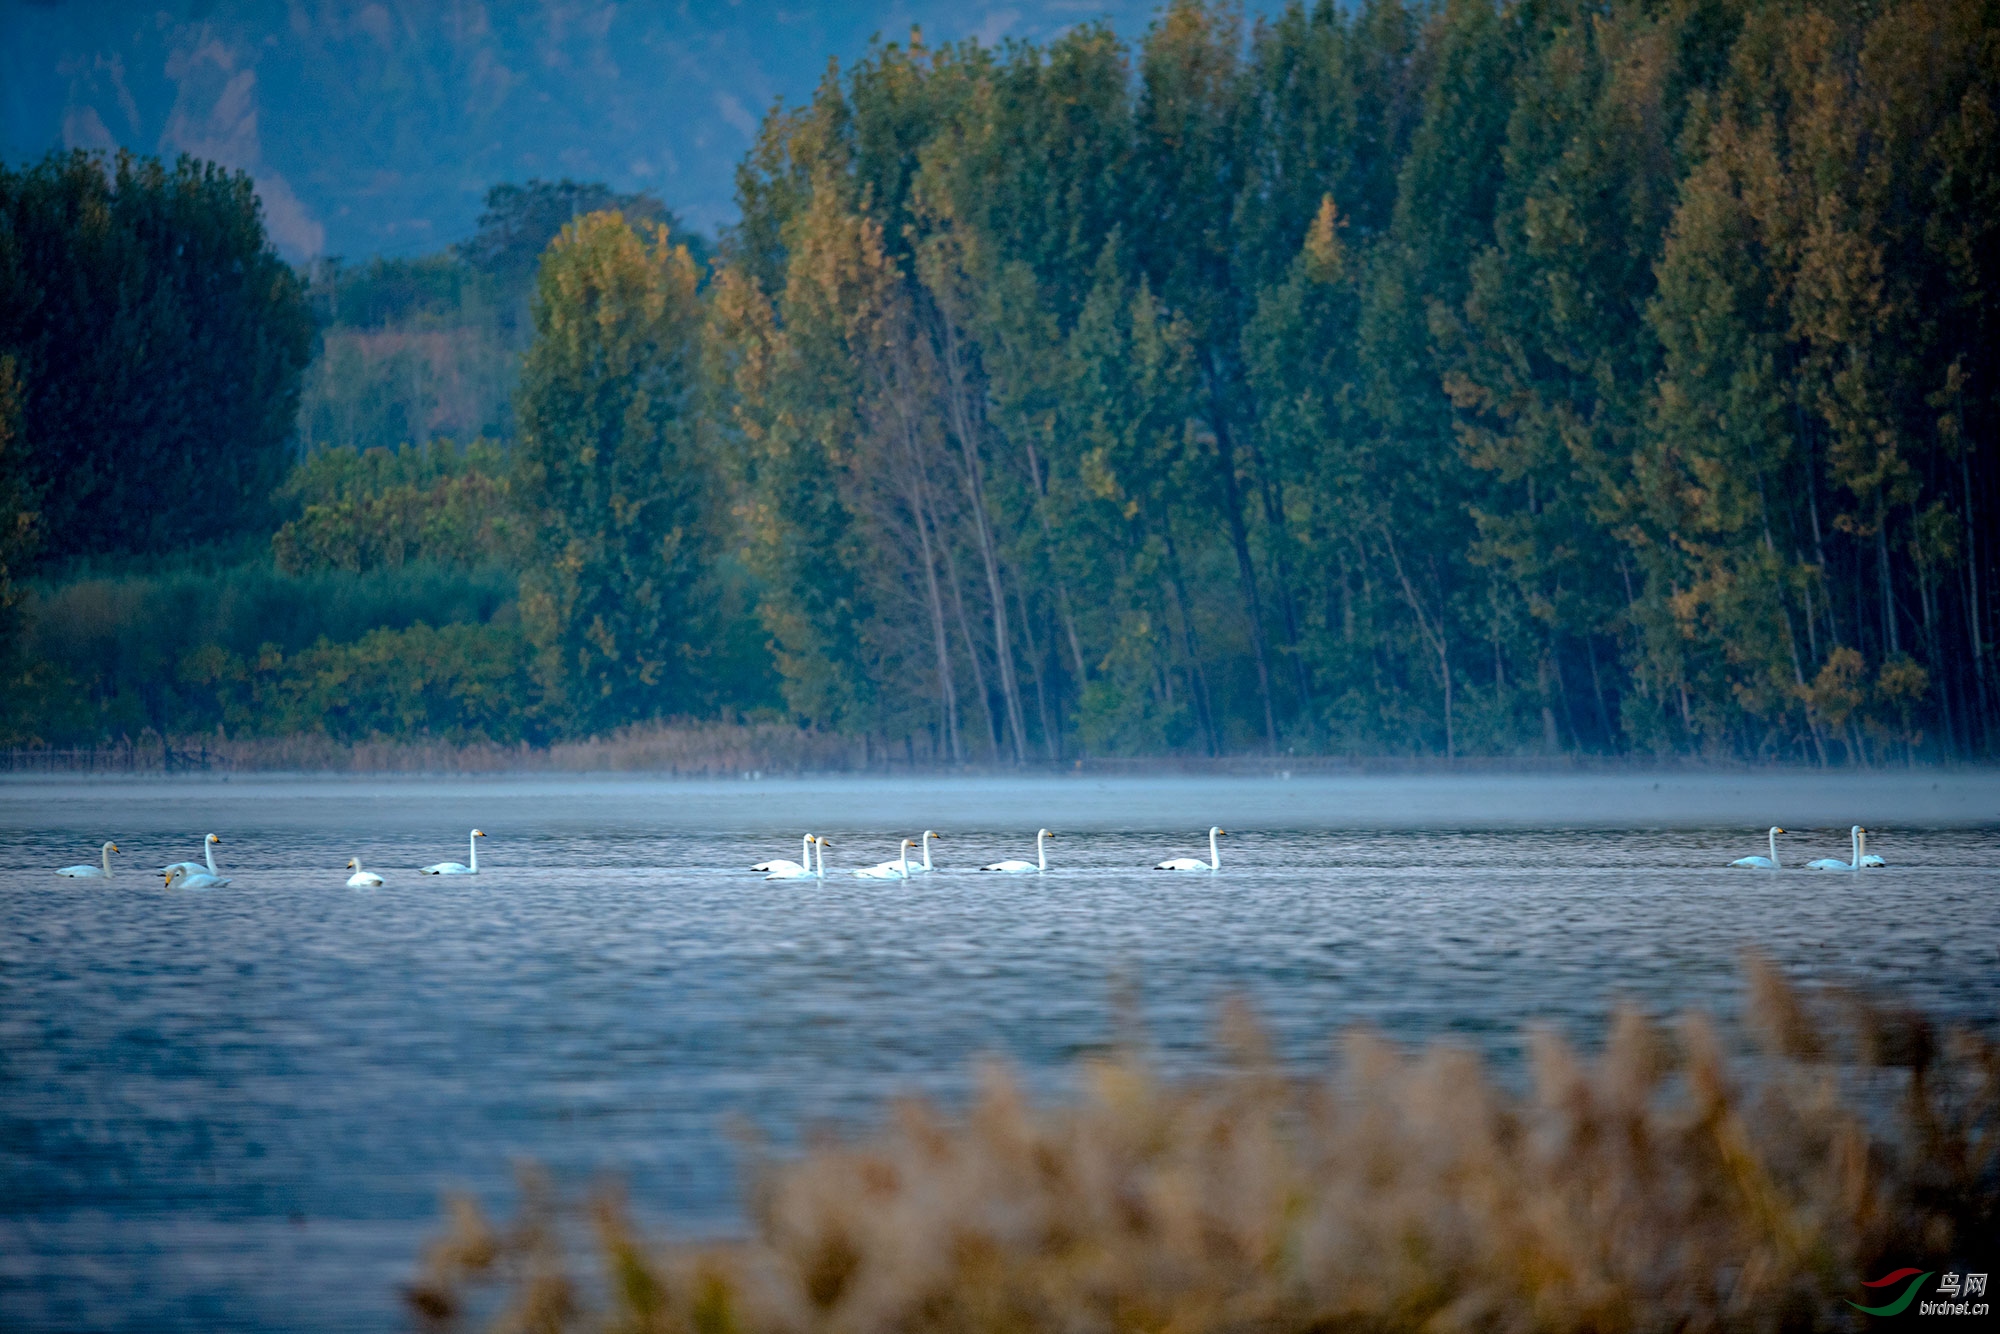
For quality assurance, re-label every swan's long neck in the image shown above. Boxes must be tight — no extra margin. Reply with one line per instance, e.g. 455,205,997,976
922,833,934,870
103,845,115,877
1768,828,1780,867
1851,826,1861,868
205,839,218,875
1208,828,1220,871
813,838,824,878
1857,828,1866,865
899,843,910,876
1036,830,1047,872
469,833,479,873
801,833,812,868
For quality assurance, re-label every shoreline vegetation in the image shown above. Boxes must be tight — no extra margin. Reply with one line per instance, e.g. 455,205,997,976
1,724,1989,777
7,0,2000,769
406,957,1998,1333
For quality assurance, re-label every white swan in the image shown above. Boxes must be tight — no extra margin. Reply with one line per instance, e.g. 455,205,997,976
346,857,384,888
753,833,814,876
907,830,942,874
1729,826,1787,869
981,829,1052,874
855,838,917,879
1156,826,1226,872
421,829,484,875
164,865,232,890
162,833,222,878
56,841,118,879
1806,826,1865,871
767,835,822,880
1859,828,1887,867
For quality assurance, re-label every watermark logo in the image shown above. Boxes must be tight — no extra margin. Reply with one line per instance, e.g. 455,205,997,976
1847,1269,1988,1318
1848,1269,1932,1317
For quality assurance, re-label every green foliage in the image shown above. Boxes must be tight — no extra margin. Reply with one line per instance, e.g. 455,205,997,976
306,254,481,329
0,355,35,622
0,150,317,561
9,0,2000,761
294,178,715,457
296,255,521,452
706,0,2000,763
515,211,721,732
272,440,520,575
6,558,520,746
461,180,709,311
253,622,532,744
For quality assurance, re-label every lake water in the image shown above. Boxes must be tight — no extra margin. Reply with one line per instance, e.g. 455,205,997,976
3,771,1997,1331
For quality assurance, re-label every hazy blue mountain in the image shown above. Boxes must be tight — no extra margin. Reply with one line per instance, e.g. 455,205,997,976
1,0,1236,261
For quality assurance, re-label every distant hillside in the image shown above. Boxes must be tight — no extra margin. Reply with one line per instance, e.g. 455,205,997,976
0,0,1187,260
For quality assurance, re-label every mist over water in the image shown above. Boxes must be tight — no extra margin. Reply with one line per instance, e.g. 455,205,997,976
3,772,1997,1331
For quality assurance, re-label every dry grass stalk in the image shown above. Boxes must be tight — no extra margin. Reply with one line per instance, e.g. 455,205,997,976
0,721,863,776
407,957,1997,1333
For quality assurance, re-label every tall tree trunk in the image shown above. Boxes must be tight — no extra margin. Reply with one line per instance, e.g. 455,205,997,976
1876,500,1900,656
1961,448,1989,749
1160,522,1219,756
1020,435,1090,688
941,535,1001,759
1382,525,1453,761
1010,568,1059,760
1202,352,1279,752
936,315,1028,763
908,468,962,764
1255,454,1317,724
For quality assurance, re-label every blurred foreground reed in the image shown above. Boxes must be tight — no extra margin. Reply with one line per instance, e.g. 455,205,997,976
408,957,1996,1333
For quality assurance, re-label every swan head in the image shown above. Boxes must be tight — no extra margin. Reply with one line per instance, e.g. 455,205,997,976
1211,827,1227,837
1038,828,1054,838
1768,826,1785,835
346,857,360,870
472,829,486,838
104,841,119,854
206,834,221,846
923,830,942,840
902,838,917,849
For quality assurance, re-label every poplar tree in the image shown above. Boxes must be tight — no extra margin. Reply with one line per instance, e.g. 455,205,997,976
514,211,714,731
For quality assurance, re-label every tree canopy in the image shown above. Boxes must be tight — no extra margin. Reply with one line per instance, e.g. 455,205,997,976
708,0,2000,762
0,150,317,561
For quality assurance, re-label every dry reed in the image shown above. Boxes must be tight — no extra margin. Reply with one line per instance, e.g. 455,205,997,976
0,721,863,776
407,956,1996,1333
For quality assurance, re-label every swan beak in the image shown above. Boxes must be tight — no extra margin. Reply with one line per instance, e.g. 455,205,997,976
474,830,486,837
1775,828,1786,834
110,843,120,852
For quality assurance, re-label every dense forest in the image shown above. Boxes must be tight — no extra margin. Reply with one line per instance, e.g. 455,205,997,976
3,0,1997,764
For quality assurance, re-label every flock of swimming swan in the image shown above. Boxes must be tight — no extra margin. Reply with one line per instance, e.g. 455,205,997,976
52,823,1888,884
1728,824,1887,871
51,830,489,887
748,826,1221,878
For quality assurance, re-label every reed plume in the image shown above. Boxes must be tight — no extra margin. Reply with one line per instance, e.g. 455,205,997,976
408,955,1997,1333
